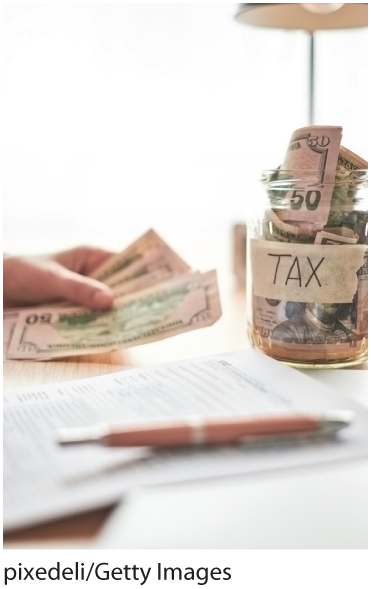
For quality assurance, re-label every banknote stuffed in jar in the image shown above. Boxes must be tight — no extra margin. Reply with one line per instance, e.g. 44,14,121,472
246,126,368,368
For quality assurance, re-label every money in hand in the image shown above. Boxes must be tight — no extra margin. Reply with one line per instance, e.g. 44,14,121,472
6,231,222,360
91,229,190,286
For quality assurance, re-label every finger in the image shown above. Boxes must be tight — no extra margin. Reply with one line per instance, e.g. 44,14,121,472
51,267,115,309
83,248,116,274
52,247,116,275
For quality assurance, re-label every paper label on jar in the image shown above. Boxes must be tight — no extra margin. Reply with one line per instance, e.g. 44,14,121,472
250,239,367,303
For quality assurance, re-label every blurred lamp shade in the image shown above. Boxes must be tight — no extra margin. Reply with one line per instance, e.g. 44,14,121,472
235,3,368,123
235,3,368,32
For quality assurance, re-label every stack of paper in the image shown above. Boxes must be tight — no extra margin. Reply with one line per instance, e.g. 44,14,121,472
3,349,367,532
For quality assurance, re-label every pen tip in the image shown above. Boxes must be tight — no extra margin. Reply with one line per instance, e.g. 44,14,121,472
319,410,353,436
323,410,353,425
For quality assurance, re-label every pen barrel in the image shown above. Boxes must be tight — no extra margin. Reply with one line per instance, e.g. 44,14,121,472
104,416,320,447
106,424,194,447
203,416,319,443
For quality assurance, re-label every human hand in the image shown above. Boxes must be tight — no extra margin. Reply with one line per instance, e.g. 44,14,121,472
3,246,115,309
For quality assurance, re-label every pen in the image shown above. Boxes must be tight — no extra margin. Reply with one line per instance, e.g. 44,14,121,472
56,411,352,448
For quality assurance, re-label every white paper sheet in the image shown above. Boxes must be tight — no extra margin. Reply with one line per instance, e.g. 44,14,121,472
3,349,367,532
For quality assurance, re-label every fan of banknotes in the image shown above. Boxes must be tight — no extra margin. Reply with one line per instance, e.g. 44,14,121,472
4,230,222,360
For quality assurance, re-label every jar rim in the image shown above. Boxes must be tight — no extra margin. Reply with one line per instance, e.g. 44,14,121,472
261,169,368,187
262,169,368,174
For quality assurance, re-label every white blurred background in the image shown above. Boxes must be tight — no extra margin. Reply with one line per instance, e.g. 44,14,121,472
3,3,368,260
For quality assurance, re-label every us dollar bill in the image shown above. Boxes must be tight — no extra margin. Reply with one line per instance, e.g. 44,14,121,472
263,209,316,244
336,145,368,179
7,271,221,360
90,229,190,285
104,245,191,291
250,293,367,365
267,144,368,242
314,227,359,245
279,125,343,225
4,305,49,361
111,266,176,298
3,310,19,360
328,145,368,228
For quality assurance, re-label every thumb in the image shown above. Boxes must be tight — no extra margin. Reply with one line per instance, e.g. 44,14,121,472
50,266,114,309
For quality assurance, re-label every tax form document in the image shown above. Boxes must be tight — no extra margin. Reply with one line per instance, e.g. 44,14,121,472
3,349,367,532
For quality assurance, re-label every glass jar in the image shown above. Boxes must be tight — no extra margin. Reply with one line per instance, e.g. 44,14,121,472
246,169,368,368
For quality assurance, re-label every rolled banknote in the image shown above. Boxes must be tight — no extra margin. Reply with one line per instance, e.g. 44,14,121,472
336,145,368,179
7,271,222,360
328,146,368,228
278,125,343,225
263,209,315,244
268,144,368,223
314,227,359,245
